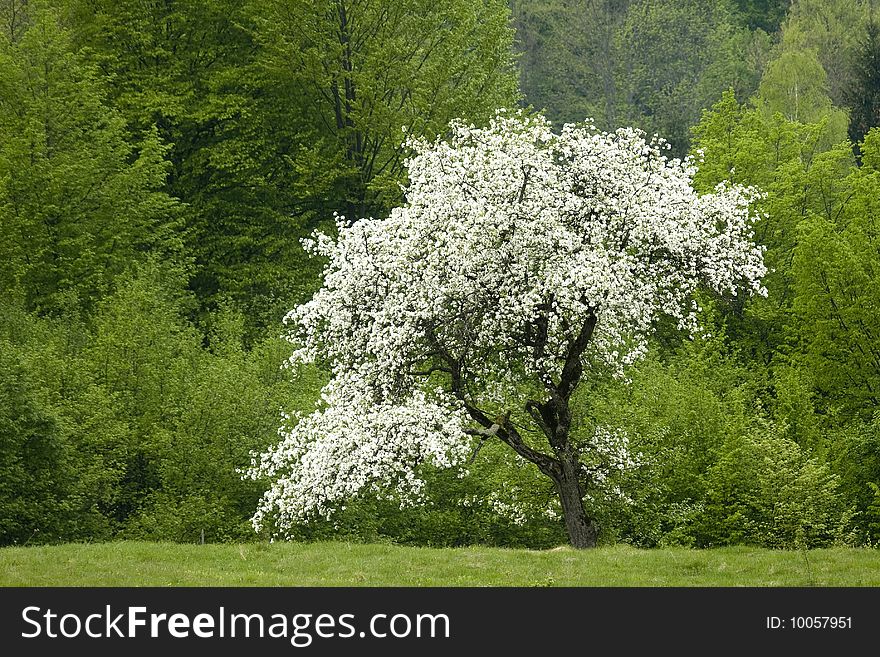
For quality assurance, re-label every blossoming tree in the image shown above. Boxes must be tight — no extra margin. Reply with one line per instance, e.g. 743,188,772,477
248,113,767,548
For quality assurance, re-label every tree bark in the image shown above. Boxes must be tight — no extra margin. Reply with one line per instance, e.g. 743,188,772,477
554,456,598,549
441,314,601,549
524,394,599,549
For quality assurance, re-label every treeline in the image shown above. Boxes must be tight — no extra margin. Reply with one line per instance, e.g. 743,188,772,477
1,0,880,548
513,0,876,154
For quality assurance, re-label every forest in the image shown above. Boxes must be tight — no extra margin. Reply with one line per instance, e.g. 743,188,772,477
1,0,880,551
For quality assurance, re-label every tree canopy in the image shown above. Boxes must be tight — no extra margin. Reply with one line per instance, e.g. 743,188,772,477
249,113,766,547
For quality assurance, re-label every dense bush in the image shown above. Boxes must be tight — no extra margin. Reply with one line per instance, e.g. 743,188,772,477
0,266,314,545
696,426,849,548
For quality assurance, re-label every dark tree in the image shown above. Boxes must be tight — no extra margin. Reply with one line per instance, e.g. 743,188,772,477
732,0,790,32
847,20,880,157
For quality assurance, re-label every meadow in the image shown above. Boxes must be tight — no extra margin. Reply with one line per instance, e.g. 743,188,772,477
1,542,878,587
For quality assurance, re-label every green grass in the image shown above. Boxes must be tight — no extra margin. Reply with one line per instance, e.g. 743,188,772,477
1,541,879,586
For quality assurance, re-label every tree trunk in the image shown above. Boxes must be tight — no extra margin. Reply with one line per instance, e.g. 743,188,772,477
555,458,598,549
449,312,601,549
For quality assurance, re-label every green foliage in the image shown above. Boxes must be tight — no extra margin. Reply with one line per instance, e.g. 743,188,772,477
692,87,854,366
1,0,879,550
867,483,880,544
697,424,848,548
616,0,759,153
584,332,761,546
511,0,629,130
791,180,880,416
0,302,125,544
862,126,880,171
828,415,880,544
754,42,849,133
0,335,70,544
732,0,789,32
846,20,880,150
782,0,871,109
768,365,823,452
0,0,30,42
60,0,518,332
62,0,306,330
0,260,319,546
689,77,880,543
513,0,763,154
0,8,182,316
84,264,313,542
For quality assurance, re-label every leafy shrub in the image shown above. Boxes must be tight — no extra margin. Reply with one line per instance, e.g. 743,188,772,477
696,423,849,548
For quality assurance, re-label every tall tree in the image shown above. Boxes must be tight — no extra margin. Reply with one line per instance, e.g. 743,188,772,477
254,0,518,219
248,114,766,548
0,0,29,41
616,0,759,153
0,7,181,315
511,0,630,129
65,0,518,330
512,0,762,155
732,0,790,32
62,0,289,325
791,128,880,418
691,52,851,365
846,19,880,151
782,0,871,110
752,33,850,148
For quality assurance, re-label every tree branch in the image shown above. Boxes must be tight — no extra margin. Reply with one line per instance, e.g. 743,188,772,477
409,364,452,376
557,312,597,400
525,399,553,438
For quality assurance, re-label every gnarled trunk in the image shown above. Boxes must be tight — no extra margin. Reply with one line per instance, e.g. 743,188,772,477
448,314,601,549
554,456,598,549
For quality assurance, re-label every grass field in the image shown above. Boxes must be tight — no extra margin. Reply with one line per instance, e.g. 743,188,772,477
1,541,879,586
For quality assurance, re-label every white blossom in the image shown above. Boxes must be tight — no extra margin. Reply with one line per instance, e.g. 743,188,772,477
246,111,766,536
